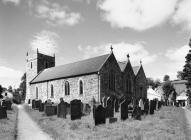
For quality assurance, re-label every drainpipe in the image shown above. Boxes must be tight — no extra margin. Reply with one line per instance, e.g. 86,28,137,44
47,81,48,100
98,72,101,103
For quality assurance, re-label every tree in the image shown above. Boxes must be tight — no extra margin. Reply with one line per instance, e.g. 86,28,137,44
163,75,170,82
162,81,174,105
19,73,26,100
177,71,184,80
147,78,161,89
0,85,3,98
8,85,13,92
182,39,191,104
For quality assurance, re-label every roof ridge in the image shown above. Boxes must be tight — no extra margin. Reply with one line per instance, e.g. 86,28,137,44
44,53,110,71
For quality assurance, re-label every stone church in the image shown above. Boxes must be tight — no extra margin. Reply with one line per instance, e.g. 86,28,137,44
25,48,147,104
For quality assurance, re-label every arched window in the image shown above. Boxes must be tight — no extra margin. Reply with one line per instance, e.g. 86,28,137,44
109,70,115,91
126,76,132,94
31,62,33,69
140,87,143,97
51,84,54,98
36,87,38,99
45,62,48,68
65,81,70,96
79,80,83,95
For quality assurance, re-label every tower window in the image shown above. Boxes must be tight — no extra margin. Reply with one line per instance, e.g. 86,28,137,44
65,81,70,96
79,80,83,95
51,84,54,98
31,62,33,69
36,87,38,99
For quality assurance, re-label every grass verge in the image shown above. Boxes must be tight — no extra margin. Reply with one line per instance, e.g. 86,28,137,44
0,105,18,140
25,105,187,140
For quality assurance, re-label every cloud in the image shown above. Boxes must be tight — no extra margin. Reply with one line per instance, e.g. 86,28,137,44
165,45,189,62
30,30,59,55
78,42,157,65
163,44,190,80
2,0,20,5
172,0,191,31
35,0,82,26
98,0,178,31
0,66,22,78
0,66,22,88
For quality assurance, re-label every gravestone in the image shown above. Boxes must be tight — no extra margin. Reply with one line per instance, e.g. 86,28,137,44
94,105,106,125
66,103,70,115
84,104,91,115
45,105,55,116
57,101,67,118
144,99,149,115
115,98,119,112
32,100,36,109
28,99,31,104
105,97,114,118
158,101,162,109
132,106,141,120
35,100,40,109
0,106,7,119
39,102,44,112
109,117,117,123
120,99,129,120
70,99,82,120
150,100,155,115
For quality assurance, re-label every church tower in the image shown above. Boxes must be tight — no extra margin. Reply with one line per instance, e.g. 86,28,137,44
25,49,55,103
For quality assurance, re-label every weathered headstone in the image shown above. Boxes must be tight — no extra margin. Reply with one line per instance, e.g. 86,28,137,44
132,106,141,120
45,105,55,116
32,99,36,109
120,99,129,120
94,105,106,125
57,101,67,118
105,97,114,118
35,100,40,109
150,100,155,115
144,99,149,115
66,102,70,115
114,98,119,112
2,100,12,110
28,99,31,104
0,106,7,119
70,99,82,120
109,117,117,123
39,102,44,112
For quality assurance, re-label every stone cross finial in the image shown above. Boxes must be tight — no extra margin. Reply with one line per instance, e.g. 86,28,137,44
140,60,142,65
37,48,39,53
110,45,113,53
127,54,130,59
127,54,130,62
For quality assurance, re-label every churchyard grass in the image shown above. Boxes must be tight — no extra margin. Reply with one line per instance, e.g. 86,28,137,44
25,105,187,140
0,105,18,140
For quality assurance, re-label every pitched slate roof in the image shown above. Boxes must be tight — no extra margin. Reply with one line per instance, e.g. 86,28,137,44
118,61,127,72
132,66,140,75
30,53,111,84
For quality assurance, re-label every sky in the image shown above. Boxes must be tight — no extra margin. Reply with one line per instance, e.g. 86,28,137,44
0,0,191,88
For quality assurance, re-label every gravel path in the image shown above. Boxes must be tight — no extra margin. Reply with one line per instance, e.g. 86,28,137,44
17,105,53,140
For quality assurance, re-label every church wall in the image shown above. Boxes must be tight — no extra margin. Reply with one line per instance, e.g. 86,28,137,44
123,62,136,98
134,67,147,101
30,74,99,104
99,53,123,99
